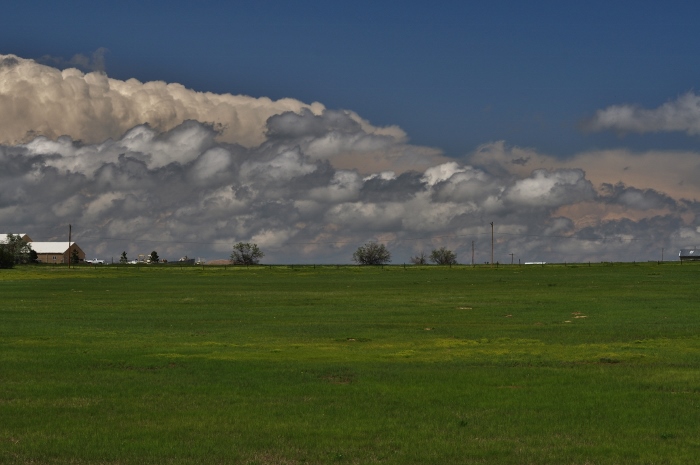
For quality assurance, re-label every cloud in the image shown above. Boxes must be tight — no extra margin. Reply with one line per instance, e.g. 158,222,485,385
0,53,315,146
2,55,700,263
583,92,700,135
470,141,700,201
0,53,446,175
265,108,448,174
504,169,595,208
600,183,678,211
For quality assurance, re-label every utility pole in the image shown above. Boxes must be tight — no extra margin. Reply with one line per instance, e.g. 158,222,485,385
471,240,475,266
661,247,664,262
509,253,514,265
68,224,71,269
490,222,494,267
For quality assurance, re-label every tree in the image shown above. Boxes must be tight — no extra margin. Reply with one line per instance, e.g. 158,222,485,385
0,246,14,269
230,242,264,265
120,251,128,264
352,242,391,265
149,250,159,263
71,248,80,265
410,251,428,265
430,247,457,265
0,234,33,266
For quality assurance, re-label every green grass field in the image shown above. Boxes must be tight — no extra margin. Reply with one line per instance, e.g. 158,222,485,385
1,263,699,464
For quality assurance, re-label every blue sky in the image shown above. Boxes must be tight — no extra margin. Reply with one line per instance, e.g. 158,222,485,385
2,1,700,263
5,0,700,157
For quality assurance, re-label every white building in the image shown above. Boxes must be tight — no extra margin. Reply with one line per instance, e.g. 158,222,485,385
29,242,85,264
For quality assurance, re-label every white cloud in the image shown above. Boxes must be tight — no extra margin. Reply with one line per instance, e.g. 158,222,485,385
421,162,465,186
0,53,324,147
584,92,700,135
189,148,231,183
504,169,595,208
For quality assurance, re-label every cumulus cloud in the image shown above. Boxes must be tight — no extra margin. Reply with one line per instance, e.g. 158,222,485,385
2,54,699,263
583,92,700,135
0,55,348,144
0,53,320,146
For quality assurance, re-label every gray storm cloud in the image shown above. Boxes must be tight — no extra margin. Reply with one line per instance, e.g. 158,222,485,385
2,54,699,263
584,92,700,135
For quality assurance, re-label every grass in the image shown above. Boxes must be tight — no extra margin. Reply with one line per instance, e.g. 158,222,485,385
1,263,699,464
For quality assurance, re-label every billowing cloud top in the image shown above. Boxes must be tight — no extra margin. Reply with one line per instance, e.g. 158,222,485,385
2,53,699,263
0,54,404,148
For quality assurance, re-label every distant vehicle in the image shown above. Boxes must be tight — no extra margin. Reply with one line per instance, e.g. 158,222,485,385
85,258,105,264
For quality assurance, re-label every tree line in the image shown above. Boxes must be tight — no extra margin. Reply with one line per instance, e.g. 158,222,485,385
1,236,458,268
227,241,457,266
352,242,457,265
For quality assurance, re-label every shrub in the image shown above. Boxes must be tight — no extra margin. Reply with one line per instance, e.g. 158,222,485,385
353,242,391,265
430,247,457,265
230,243,264,265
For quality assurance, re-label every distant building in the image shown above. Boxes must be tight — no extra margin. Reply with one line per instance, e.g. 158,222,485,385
30,242,85,264
679,249,700,261
1,234,86,264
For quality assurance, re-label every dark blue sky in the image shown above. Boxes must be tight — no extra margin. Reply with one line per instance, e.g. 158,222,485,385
4,0,700,157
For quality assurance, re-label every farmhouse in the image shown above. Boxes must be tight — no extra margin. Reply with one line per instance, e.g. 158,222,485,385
679,249,700,261
2,233,88,264
30,242,85,264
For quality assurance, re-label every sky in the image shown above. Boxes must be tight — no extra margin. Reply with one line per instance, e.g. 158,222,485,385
2,1,700,264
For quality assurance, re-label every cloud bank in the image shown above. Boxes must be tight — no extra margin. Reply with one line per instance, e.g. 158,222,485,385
2,53,699,263
584,92,700,135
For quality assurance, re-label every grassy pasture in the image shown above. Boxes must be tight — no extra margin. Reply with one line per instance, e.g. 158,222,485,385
1,263,699,464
